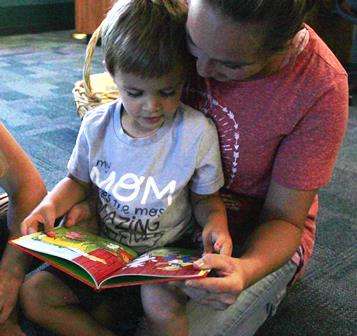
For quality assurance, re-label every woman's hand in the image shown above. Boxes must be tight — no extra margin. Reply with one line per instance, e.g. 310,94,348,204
177,254,247,310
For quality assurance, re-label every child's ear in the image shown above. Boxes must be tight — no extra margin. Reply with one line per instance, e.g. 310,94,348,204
103,60,115,79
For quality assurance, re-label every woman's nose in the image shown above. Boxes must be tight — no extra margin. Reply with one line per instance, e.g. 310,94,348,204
196,55,215,78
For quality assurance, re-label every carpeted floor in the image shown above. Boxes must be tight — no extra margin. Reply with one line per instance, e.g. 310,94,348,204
0,31,104,189
0,31,356,336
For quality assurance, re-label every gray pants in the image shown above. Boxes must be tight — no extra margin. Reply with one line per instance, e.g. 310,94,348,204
187,260,297,336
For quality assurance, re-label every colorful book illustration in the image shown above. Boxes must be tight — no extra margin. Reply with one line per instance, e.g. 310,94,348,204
10,226,209,291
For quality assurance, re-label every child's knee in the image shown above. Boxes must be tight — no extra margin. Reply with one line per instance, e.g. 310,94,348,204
20,273,48,321
20,271,78,321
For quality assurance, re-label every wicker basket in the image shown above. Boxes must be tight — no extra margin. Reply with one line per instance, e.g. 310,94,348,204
0,193,8,219
73,23,120,118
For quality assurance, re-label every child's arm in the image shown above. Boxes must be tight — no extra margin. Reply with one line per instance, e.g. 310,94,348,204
191,192,232,256
21,175,90,235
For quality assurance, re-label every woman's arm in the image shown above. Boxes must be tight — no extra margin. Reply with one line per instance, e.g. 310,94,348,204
0,124,47,237
237,181,316,287
181,182,316,310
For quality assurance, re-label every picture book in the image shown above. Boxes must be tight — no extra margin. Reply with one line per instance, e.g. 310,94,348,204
10,226,209,291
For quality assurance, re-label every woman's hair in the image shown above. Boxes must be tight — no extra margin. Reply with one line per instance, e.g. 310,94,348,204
101,0,191,78
205,0,315,55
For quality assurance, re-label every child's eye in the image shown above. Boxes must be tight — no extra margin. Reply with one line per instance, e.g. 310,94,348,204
160,90,176,97
126,90,143,98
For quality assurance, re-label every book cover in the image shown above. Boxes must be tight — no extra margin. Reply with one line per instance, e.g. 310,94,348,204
10,226,208,290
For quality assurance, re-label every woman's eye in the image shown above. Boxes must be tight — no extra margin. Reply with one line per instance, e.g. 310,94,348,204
186,39,200,57
126,91,143,98
160,90,176,97
223,63,242,70
187,44,199,58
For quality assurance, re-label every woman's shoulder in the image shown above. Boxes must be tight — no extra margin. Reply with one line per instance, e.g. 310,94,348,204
301,26,347,80
178,102,217,133
275,26,348,105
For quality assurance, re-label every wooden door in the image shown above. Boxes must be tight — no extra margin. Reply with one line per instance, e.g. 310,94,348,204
75,0,114,34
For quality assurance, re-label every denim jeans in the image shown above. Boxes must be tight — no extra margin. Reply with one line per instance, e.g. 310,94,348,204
187,260,298,336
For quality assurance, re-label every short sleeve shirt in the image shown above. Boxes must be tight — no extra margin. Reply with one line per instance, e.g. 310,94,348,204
68,101,224,253
182,26,349,276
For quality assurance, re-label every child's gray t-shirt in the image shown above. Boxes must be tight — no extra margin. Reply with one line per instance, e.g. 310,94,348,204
68,101,224,253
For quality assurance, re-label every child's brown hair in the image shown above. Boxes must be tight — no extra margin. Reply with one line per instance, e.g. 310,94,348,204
102,0,191,78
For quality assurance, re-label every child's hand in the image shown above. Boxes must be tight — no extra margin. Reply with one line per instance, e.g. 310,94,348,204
64,202,99,234
21,202,56,236
202,222,233,256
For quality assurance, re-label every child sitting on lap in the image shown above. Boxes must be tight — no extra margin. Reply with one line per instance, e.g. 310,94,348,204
20,1,231,336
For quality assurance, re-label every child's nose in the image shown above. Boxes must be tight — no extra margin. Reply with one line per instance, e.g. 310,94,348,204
145,97,161,113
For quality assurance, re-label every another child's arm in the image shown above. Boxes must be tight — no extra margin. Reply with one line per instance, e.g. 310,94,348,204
191,192,232,256
21,175,90,235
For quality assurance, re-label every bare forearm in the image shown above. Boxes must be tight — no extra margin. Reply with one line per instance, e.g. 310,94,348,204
43,177,89,218
239,219,302,288
192,193,227,228
7,184,46,237
2,180,46,276
237,182,316,288
192,192,232,255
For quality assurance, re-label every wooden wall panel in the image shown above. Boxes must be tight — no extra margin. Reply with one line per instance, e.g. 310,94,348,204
75,0,114,34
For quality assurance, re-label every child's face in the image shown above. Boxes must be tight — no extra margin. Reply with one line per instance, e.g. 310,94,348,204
113,67,185,137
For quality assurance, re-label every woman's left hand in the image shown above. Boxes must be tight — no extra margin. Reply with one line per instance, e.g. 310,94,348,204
176,253,246,310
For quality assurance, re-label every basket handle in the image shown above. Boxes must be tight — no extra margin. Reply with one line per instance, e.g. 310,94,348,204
83,22,104,98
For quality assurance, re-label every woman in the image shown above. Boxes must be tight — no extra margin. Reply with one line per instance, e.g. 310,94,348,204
61,0,349,335
177,1,348,335
0,124,46,336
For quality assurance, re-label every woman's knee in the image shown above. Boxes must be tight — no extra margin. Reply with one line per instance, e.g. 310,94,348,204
141,284,186,319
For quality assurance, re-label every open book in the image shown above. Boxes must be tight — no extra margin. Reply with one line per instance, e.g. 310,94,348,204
10,226,209,291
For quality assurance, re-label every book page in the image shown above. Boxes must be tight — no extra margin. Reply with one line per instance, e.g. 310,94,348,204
101,247,209,287
12,226,138,284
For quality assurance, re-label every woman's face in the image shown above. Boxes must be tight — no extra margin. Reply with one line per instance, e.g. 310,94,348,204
186,0,270,82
